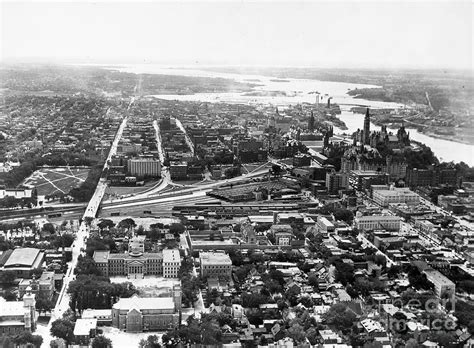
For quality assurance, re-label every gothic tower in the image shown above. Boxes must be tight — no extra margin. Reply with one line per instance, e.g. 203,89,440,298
364,108,370,145
308,111,315,132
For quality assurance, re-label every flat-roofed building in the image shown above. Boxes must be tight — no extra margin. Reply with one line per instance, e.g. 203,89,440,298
349,170,389,191
170,162,188,180
73,318,97,346
373,187,420,207
423,268,456,306
316,216,335,235
355,215,402,232
127,157,161,178
93,250,163,279
81,309,112,326
163,249,180,278
199,252,232,278
0,248,45,278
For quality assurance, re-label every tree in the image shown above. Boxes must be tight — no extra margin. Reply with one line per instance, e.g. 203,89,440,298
36,297,54,316
42,222,56,234
92,335,113,348
286,322,305,343
136,225,145,235
52,233,75,248
97,219,115,231
271,164,282,176
68,275,137,313
429,331,456,347
333,208,354,224
50,338,66,348
138,335,161,348
0,270,17,285
118,218,136,231
335,261,355,285
50,318,75,344
75,255,102,276
308,273,319,287
322,303,357,334
169,223,185,236
3,289,17,301
13,331,43,348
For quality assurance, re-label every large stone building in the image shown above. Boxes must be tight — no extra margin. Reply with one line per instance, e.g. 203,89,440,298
111,284,181,332
199,252,232,278
127,157,161,178
19,272,55,300
93,240,180,279
354,215,402,232
0,291,36,336
348,170,390,191
163,249,180,278
94,250,164,279
372,187,420,207
406,167,458,188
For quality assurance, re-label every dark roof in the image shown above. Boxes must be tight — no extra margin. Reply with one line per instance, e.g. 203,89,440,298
0,250,13,267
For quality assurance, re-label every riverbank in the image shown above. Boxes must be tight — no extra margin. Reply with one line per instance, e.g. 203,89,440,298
349,108,474,146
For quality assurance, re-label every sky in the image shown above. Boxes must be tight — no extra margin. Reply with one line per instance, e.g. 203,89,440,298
1,0,473,70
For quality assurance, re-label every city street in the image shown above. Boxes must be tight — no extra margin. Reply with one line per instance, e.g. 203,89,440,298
39,98,134,346
172,117,195,155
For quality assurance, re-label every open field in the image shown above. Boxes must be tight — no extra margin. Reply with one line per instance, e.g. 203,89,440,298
22,167,90,196
110,276,180,297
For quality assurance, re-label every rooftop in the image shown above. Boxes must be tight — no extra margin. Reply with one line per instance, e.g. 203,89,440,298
93,250,110,263
0,298,25,317
4,248,43,268
163,249,180,263
112,295,175,311
73,318,98,336
199,252,232,265
423,268,455,286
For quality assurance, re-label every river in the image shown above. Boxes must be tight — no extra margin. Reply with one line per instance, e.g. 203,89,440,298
109,64,474,165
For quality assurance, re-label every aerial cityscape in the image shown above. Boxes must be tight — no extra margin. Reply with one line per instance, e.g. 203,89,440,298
1,1,473,348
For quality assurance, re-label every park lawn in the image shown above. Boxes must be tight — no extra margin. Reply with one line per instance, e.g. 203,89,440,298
23,168,90,196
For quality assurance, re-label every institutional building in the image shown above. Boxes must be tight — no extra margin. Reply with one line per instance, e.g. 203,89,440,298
199,252,232,278
372,187,420,207
354,215,402,232
93,236,180,279
127,157,161,178
270,224,293,246
19,271,55,300
0,291,36,335
94,250,165,279
111,285,181,332
163,249,181,278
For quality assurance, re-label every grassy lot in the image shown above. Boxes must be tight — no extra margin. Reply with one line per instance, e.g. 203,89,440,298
23,167,90,196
